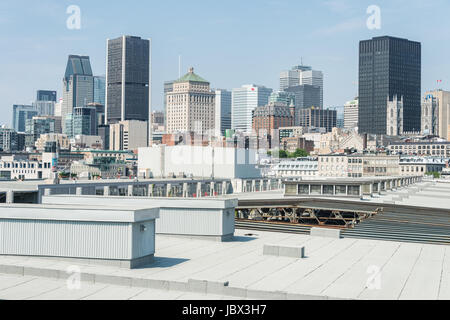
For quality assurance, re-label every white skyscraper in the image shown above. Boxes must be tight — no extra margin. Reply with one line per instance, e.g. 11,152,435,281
231,84,272,133
344,98,359,130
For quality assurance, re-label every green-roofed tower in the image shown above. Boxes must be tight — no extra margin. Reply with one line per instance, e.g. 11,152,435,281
175,67,209,83
166,67,215,135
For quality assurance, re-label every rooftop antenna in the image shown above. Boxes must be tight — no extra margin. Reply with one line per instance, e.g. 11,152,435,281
178,55,182,78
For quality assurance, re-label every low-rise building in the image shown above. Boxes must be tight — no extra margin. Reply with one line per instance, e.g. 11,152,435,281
0,153,55,180
318,153,400,178
399,156,447,176
35,133,70,152
281,137,314,153
70,157,128,179
269,157,318,179
388,141,450,156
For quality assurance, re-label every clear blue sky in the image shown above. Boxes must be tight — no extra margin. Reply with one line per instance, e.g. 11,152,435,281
1,0,449,127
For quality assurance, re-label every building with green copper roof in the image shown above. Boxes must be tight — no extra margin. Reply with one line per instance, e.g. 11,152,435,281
174,67,209,83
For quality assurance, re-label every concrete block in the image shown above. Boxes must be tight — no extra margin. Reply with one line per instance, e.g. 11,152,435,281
310,227,342,239
0,264,24,275
57,270,95,284
263,244,279,256
23,267,59,279
223,286,247,298
287,293,328,300
188,279,207,293
169,280,188,292
206,281,229,295
94,274,132,287
131,277,151,288
147,279,169,290
278,245,305,258
246,289,287,300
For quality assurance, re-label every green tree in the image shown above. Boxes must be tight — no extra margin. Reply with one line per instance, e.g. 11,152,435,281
278,150,288,158
290,148,309,158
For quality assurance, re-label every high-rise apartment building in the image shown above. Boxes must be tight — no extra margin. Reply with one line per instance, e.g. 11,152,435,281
214,89,232,137
358,36,421,134
106,36,151,127
424,90,450,140
166,68,215,135
421,94,439,136
61,55,94,133
344,98,359,129
232,84,273,133
12,105,38,132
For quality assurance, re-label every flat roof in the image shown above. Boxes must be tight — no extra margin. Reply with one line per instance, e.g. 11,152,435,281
0,228,448,300
0,204,159,222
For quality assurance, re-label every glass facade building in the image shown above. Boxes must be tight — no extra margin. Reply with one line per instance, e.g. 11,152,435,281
12,105,38,133
215,89,232,136
61,55,94,133
94,76,106,106
37,90,57,102
358,36,421,134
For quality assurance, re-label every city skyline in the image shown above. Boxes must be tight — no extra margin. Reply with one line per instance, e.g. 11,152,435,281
1,0,450,128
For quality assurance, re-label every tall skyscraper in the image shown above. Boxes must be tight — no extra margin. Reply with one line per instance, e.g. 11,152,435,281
358,36,421,134
93,76,106,105
166,67,215,135
12,105,38,132
106,35,151,145
280,65,323,108
215,89,232,137
61,55,94,133
231,84,273,133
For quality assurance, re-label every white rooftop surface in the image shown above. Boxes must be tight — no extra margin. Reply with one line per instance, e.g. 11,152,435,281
0,229,449,300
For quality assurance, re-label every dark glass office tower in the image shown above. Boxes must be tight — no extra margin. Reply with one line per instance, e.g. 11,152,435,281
358,36,421,134
37,90,57,102
106,35,150,124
